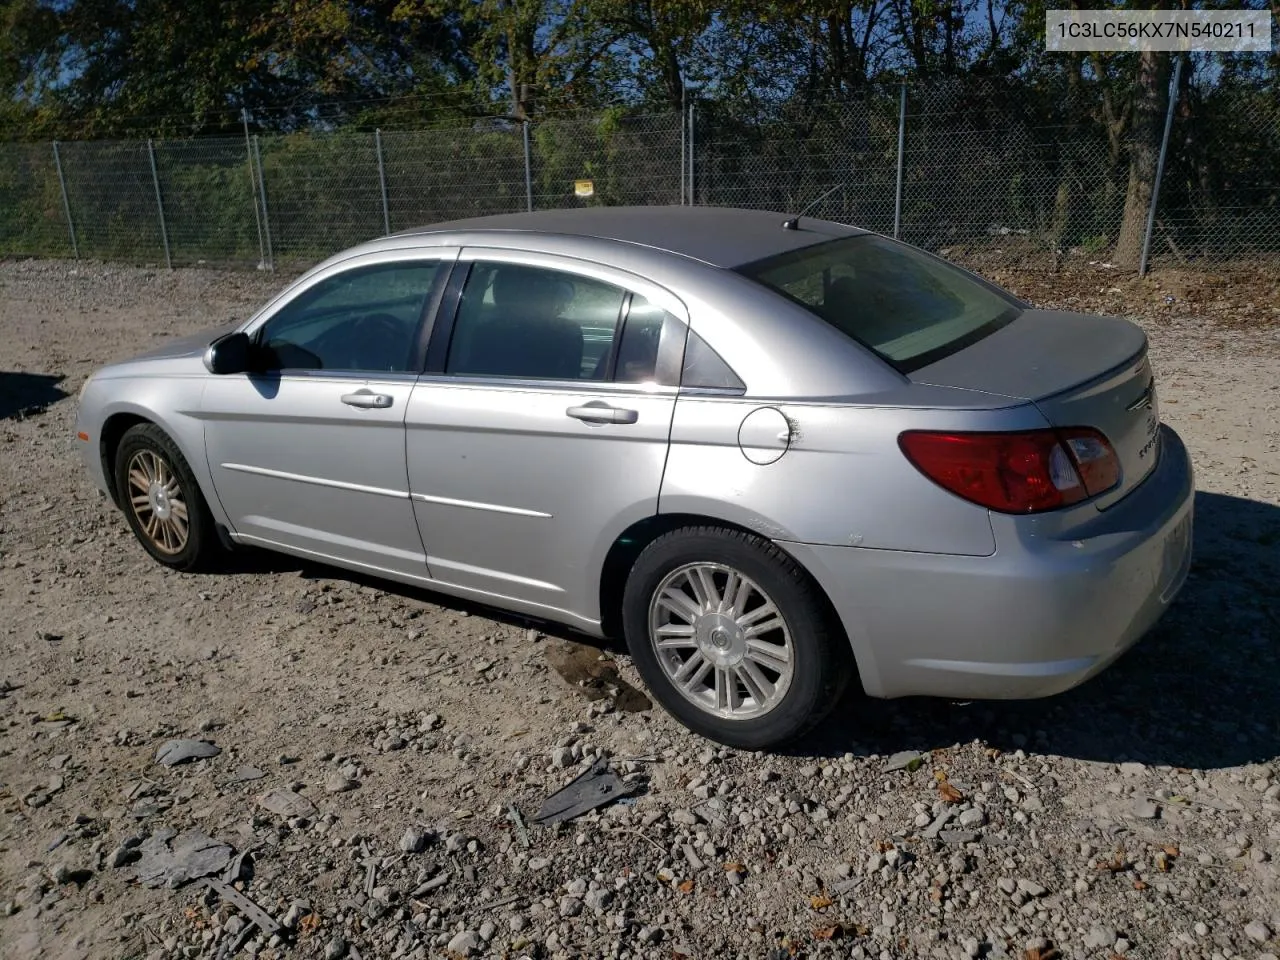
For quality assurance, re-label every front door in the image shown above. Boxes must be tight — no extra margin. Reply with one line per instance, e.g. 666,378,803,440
202,255,451,576
404,251,687,625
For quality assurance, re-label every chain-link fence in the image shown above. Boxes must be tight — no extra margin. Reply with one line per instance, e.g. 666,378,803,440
2,80,1277,275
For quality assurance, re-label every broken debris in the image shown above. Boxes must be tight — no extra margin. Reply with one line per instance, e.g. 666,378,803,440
257,788,317,818
133,828,234,889
154,739,221,766
533,759,640,825
884,750,927,772
201,876,281,935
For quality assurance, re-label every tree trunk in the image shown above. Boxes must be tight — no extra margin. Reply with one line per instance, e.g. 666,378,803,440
1113,49,1171,268
1050,53,1085,250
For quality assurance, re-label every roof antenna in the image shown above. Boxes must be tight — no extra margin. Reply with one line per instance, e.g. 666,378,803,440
781,184,843,230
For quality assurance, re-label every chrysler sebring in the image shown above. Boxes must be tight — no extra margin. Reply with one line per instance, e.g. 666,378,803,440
74,206,1194,748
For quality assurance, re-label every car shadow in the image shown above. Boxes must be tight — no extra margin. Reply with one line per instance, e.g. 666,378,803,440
208,490,1278,771
0,370,67,419
217,546,620,648
793,489,1280,770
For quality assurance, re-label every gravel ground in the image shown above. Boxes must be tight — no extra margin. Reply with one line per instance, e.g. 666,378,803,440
1,258,1279,960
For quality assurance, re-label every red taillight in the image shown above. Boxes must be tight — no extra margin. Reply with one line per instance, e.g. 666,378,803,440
898,428,1119,514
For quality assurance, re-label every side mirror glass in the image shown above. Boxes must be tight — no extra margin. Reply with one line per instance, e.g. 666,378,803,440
203,331,253,375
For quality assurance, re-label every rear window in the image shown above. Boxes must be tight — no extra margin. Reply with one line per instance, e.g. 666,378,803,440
738,235,1021,372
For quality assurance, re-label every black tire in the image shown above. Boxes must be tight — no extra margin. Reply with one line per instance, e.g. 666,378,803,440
621,525,853,749
113,423,220,572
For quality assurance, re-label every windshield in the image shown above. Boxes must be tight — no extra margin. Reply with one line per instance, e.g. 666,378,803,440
738,235,1021,372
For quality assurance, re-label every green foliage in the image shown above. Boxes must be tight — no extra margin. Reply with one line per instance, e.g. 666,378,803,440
0,1,1275,266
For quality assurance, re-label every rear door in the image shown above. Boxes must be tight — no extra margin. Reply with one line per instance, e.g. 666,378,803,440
202,253,453,574
403,250,687,626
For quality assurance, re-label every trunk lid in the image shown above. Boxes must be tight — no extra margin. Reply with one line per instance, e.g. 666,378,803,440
910,309,1160,509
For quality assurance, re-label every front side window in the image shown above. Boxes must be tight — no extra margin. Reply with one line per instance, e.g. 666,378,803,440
445,262,669,383
738,235,1021,372
256,261,443,373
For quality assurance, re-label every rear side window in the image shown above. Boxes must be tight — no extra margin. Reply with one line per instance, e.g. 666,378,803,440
681,330,745,392
445,262,626,381
738,235,1020,372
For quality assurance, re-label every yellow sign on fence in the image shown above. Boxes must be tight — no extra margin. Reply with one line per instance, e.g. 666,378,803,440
573,179,595,198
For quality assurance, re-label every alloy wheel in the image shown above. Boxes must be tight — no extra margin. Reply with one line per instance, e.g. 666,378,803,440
647,562,794,720
125,449,190,555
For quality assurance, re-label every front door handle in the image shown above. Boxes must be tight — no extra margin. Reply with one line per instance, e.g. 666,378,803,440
566,402,639,425
341,391,393,409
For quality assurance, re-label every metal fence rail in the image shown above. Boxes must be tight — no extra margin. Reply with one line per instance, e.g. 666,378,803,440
2,78,1277,276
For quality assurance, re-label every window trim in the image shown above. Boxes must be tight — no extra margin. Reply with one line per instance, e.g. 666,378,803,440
423,247,690,390
240,250,458,378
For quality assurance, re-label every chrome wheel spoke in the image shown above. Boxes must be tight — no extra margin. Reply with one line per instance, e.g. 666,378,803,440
674,652,711,691
654,623,696,649
657,586,701,624
714,667,741,712
745,638,790,672
724,571,751,617
736,661,775,704
128,468,150,494
739,605,785,639
170,500,188,523
688,566,720,611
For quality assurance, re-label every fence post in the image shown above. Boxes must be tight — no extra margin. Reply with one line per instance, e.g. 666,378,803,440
522,121,533,213
687,103,696,205
373,128,389,235
253,134,274,271
243,109,265,268
680,85,686,204
147,139,173,269
894,84,907,240
51,141,79,259
1139,55,1183,278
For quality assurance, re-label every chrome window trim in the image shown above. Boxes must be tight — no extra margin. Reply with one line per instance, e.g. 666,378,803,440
259,370,422,384
411,372,679,397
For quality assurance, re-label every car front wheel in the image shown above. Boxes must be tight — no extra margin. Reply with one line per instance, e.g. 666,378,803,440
621,526,851,749
114,423,219,572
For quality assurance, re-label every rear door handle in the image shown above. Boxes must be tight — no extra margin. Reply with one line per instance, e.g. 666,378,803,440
566,403,639,425
341,391,394,409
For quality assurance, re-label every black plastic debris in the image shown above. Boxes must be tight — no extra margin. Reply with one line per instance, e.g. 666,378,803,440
154,739,221,766
533,760,639,825
133,828,234,888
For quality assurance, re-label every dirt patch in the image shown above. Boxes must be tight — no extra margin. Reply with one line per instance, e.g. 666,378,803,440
1,257,1278,960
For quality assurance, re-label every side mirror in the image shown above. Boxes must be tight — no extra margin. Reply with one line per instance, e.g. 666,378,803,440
203,331,253,375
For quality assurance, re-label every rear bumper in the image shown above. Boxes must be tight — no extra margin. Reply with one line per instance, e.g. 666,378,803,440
780,424,1194,700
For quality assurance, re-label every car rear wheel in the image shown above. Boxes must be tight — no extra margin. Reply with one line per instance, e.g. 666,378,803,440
621,526,851,749
114,423,219,572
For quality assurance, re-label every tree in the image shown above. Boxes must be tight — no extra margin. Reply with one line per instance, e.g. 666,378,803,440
1112,46,1172,266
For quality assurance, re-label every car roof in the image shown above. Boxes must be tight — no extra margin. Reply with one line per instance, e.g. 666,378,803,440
390,205,868,269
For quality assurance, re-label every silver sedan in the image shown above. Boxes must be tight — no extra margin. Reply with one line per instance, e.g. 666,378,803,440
74,206,1194,748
